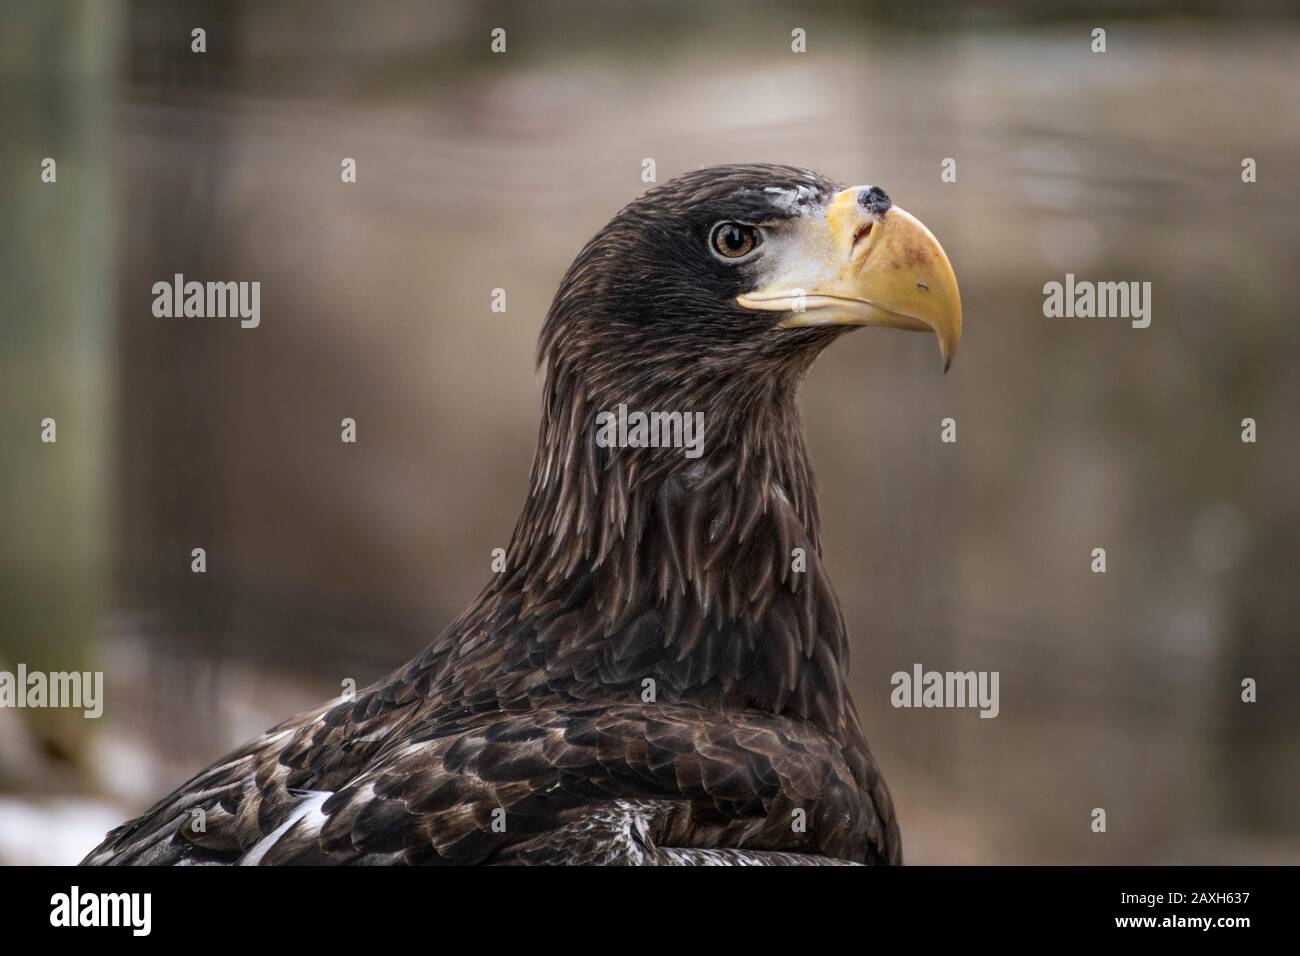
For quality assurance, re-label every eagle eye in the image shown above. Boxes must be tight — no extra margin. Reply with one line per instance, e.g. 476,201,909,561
710,222,762,261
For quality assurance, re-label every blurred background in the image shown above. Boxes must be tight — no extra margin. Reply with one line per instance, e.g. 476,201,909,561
2,0,1298,864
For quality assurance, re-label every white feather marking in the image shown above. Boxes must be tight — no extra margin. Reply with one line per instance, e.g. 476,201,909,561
239,791,330,866
762,184,820,213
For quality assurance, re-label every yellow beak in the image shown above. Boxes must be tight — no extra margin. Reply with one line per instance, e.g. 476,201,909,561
737,187,962,370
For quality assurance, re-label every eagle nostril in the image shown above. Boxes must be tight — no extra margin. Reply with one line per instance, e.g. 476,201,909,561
857,186,891,215
852,223,873,251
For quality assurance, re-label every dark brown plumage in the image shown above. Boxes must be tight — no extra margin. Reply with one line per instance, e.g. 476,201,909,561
84,164,963,865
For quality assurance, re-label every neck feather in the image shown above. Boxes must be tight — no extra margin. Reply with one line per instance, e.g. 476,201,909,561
464,351,857,738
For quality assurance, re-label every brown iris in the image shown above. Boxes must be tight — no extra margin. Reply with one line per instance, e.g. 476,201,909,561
711,222,761,259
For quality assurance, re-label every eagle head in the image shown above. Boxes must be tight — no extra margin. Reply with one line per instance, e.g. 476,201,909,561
538,163,962,418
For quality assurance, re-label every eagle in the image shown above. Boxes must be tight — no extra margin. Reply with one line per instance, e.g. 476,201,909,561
84,164,961,866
